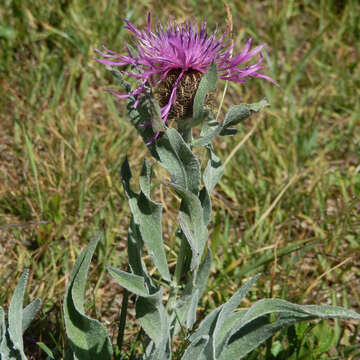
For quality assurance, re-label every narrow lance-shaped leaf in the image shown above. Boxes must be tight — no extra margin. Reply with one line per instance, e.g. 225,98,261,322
155,128,201,195
192,60,218,126
213,274,261,356
199,146,224,225
108,267,171,355
63,234,113,360
8,269,28,359
22,298,42,334
136,289,170,348
107,266,149,297
173,249,212,334
193,99,269,147
181,335,209,360
218,298,360,359
121,158,170,281
167,182,208,270
127,216,157,293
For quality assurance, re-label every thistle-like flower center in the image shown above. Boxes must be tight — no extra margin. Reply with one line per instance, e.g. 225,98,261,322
155,69,215,120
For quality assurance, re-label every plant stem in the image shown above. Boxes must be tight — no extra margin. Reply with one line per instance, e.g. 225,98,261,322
116,288,129,358
178,121,192,144
174,235,190,286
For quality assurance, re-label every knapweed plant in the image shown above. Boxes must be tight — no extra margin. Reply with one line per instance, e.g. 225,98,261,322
1,14,359,360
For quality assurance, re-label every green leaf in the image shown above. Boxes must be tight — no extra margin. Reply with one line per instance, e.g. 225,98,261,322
188,274,259,358
63,234,113,360
151,100,164,133
121,158,170,281
107,266,149,297
36,342,56,359
127,91,158,145
181,335,209,360
8,270,28,359
136,289,170,347
221,99,269,130
167,183,208,270
22,298,42,333
200,146,224,225
189,306,222,343
173,250,212,334
218,313,297,359
218,299,360,359
127,217,157,293
203,147,224,194
193,61,218,126
109,268,171,356
214,274,261,356
192,99,269,147
156,128,201,195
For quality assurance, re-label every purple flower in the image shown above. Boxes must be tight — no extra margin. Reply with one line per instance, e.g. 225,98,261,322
95,14,278,143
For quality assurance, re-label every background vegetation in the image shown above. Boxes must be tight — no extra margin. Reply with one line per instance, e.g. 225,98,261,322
0,0,359,358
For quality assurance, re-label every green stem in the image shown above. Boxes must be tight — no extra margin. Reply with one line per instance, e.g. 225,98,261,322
178,121,192,144
174,235,190,286
116,288,129,358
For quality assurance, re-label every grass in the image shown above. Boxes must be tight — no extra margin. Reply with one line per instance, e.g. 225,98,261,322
0,0,359,358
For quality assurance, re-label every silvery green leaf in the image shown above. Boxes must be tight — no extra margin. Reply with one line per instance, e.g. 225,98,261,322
151,100,164,133
109,267,170,358
8,270,28,359
107,266,149,297
22,298,41,333
221,99,269,130
218,299,360,359
63,234,113,360
181,335,209,360
200,146,224,225
167,183,208,270
192,61,218,126
136,288,170,348
203,147,224,194
214,274,260,356
156,129,201,195
127,92,158,146
145,337,171,360
184,289,199,332
172,250,212,335
0,306,14,360
217,313,299,359
189,306,222,343
128,217,157,293
121,158,170,281
139,159,153,197
187,274,259,359
193,99,269,147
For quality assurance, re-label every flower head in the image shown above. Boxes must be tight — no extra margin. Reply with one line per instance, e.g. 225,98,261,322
95,14,278,142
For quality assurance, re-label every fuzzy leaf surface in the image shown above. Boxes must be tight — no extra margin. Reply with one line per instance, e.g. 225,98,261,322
22,298,42,334
193,61,218,126
193,99,269,147
136,289,170,347
8,270,28,359
107,267,149,297
121,158,170,281
218,299,360,359
167,183,208,270
156,129,201,195
63,234,113,360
